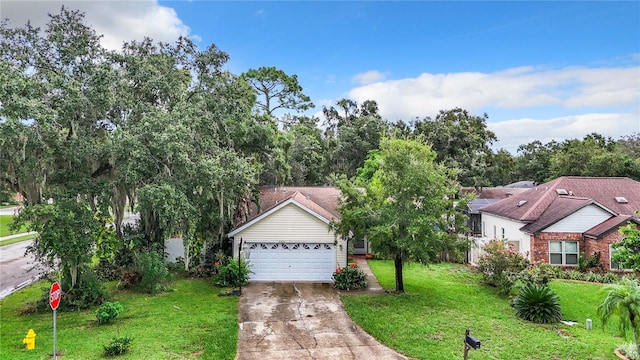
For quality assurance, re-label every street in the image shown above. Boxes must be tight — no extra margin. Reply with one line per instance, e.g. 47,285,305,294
0,206,139,299
0,239,48,299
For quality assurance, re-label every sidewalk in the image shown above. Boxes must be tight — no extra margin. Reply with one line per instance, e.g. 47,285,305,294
0,231,37,243
352,256,385,293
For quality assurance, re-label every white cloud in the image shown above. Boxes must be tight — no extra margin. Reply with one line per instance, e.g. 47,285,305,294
347,65,640,121
352,70,389,85
1,1,193,50
342,64,640,153
490,113,640,153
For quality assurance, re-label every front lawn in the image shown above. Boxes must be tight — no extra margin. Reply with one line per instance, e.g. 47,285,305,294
0,279,238,359
0,215,28,237
342,261,624,360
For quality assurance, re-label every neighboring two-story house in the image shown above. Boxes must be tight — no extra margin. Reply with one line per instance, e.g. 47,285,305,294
473,176,640,271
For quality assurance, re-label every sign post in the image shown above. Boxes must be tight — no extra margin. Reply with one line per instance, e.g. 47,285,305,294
50,282,61,360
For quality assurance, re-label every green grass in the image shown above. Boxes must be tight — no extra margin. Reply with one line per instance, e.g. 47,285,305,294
0,215,28,237
341,261,625,360
0,233,37,247
0,279,238,359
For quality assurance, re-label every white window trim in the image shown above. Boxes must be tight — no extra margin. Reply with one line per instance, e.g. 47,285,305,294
549,241,579,266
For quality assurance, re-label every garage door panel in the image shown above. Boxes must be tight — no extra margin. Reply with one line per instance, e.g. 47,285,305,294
246,242,335,281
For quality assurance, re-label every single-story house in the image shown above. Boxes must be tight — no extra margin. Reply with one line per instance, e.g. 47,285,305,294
228,186,348,282
475,176,640,271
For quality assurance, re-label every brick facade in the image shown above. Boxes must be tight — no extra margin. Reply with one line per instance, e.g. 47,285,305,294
531,232,584,266
530,225,635,272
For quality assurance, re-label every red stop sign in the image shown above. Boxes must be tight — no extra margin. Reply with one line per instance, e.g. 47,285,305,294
50,282,61,310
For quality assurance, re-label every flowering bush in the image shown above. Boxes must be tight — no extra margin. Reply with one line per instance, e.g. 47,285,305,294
332,264,368,290
477,240,530,294
509,260,562,288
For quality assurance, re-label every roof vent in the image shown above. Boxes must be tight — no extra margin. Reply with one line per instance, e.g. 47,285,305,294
556,189,568,195
615,196,628,203
517,200,528,207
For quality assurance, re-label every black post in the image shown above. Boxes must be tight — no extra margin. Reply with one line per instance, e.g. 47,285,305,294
238,237,243,295
463,329,470,360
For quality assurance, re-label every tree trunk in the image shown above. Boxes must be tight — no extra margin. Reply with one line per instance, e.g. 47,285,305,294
394,252,404,293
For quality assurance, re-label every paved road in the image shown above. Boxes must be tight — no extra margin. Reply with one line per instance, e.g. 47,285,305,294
0,206,21,217
0,239,49,299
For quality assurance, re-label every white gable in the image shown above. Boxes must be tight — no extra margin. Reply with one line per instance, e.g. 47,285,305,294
233,202,334,242
543,204,613,233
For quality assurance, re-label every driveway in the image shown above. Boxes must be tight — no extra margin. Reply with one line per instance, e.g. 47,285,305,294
237,282,406,360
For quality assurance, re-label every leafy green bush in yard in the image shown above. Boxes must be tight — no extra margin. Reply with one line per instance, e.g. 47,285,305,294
96,301,123,324
578,251,603,272
333,264,368,290
510,260,561,288
60,270,109,310
513,283,562,324
215,257,250,287
477,240,530,294
104,336,133,357
136,249,169,293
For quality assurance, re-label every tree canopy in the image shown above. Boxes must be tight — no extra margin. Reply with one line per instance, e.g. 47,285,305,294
333,137,470,292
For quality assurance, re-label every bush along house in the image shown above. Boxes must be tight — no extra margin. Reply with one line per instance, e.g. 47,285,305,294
475,177,640,272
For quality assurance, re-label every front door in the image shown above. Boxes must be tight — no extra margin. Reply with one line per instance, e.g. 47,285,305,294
353,239,367,255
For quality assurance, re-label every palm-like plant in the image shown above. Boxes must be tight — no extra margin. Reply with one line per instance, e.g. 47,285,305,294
513,283,562,324
598,277,640,355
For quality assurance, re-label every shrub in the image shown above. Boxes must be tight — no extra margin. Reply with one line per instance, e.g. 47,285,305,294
578,251,603,273
567,270,583,280
104,336,133,357
136,249,169,294
60,270,109,310
513,284,562,324
96,301,123,324
215,257,251,287
95,259,122,281
603,272,620,284
511,260,561,288
477,240,530,294
332,264,368,290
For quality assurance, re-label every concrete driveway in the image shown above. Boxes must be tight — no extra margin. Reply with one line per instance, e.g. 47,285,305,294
237,282,406,360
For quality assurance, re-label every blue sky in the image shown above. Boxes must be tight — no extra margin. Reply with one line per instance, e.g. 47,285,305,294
3,1,639,152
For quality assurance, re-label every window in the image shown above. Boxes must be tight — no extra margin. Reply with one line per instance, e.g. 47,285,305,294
507,240,520,252
549,241,578,265
501,228,505,239
610,244,632,270
493,225,496,239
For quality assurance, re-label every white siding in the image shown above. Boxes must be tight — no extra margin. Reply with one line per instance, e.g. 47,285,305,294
543,205,612,233
164,237,184,263
479,213,530,259
232,203,347,270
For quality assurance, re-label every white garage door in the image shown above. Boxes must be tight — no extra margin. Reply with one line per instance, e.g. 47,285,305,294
245,242,335,281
